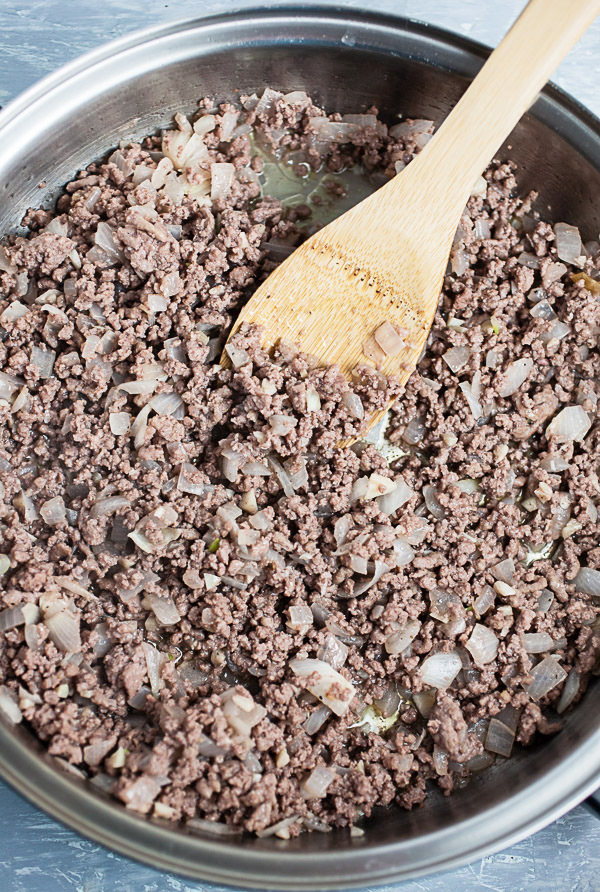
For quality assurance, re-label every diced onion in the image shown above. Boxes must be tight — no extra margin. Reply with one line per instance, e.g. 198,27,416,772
420,651,462,689
83,739,115,767
303,704,332,735
423,485,445,519
554,222,582,264
143,641,165,695
530,299,557,321
499,358,533,397
242,460,271,477
520,631,553,654
573,567,600,596
119,380,157,395
225,344,250,368
1,301,28,324
442,346,470,373
413,688,436,718
31,345,56,378
391,538,415,566
316,635,348,670
385,620,421,655
269,415,297,436
290,658,354,716
0,686,22,724
373,321,405,357
131,405,151,449
402,417,426,445
44,610,81,653
0,604,25,632
546,406,591,442
149,392,184,417
459,372,484,420
95,221,126,263
524,655,567,700
557,668,580,714
109,412,131,435
177,462,212,496
211,163,235,201
376,479,413,515
334,515,352,547
219,111,239,141
473,586,495,619
485,716,516,757
128,529,155,554
353,560,389,597
267,456,295,496
90,495,130,518
301,766,336,799
287,605,313,633
466,624,499,666
307,388,322,412
144,591,181,625
40,496,66,525
491,559,515,584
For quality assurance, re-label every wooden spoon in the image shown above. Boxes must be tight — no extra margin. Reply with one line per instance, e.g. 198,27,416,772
224,0,600,436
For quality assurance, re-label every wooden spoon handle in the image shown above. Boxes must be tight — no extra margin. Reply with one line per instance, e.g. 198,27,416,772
399,0,600,220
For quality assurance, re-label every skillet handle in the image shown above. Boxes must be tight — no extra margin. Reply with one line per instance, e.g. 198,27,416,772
584,789,600,818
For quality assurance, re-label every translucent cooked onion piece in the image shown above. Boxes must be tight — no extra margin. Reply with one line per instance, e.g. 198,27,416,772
143,642,166,695
90,495,130,518
385,620,421,655
109,412,131,435
485,716,516,758
524,656,567,701
459,373,484,420
473,586,495,619
499,358,533,397
520,632,554,654
301,766,336,799
0,604,25,632
546,405,591,443
557,668,580,714
423,485,445,519
373,321,405,357
210,162,235,201
30,345,56,378
419,651,462,689
95,221,126,263
177,462,212,496
554,222,582,264
44,610,81,653
303,704,332,735
0,686,22,724
267,456,295,496
491,559,515,584
290,658,354,716
465,624,498,666
144,591,181,626
391,538,415,567
225,344,250,368
413,688,436,718
149,392,184,417
317,635,348,670
40,496,66,526
573,566,600,596
287,605,313,633
442,346,470,373
353,560,389,597
377,479,413,515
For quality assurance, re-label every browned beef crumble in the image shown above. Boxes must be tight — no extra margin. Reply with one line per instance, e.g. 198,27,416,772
0,89,598,838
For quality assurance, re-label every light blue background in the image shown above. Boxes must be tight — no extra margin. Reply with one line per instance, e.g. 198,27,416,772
0,2,598,890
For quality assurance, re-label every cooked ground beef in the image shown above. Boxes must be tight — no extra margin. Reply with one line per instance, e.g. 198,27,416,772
0,88,598,838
